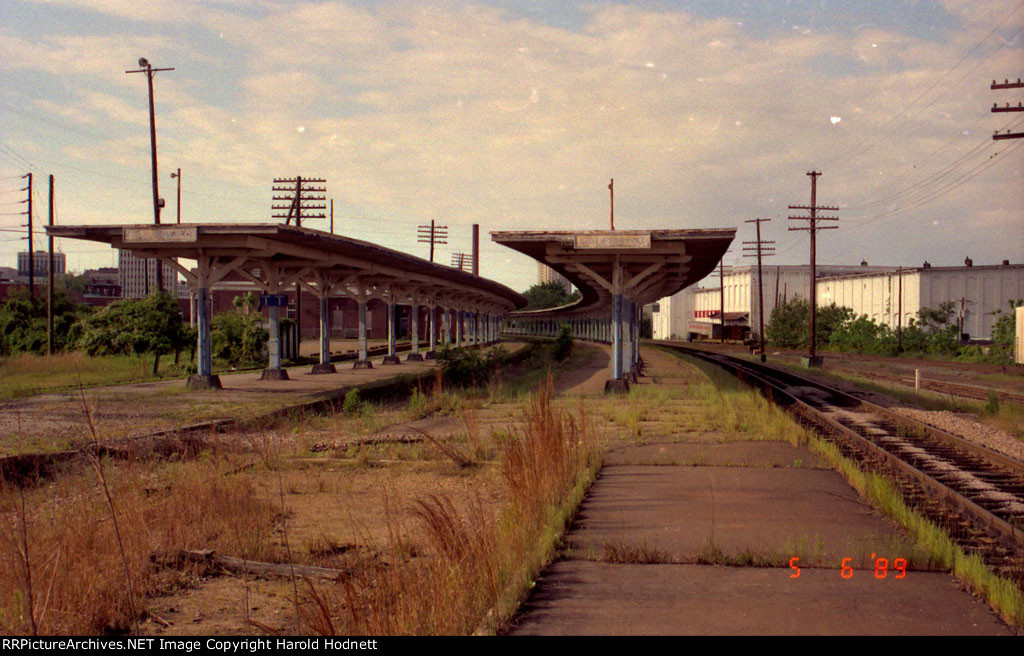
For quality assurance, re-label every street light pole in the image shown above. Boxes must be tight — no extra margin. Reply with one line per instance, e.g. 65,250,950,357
171,168,181,224
127,57,174,293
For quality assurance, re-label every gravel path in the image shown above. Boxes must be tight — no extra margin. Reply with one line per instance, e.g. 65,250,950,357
891,408,1024,463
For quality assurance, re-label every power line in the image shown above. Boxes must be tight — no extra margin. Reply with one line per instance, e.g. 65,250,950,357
822,2,1024,171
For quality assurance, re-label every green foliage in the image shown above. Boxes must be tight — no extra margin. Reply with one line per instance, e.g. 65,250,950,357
343,388,362,415
211,310,267,367
552,324,573,362
74,292,190,374
232,291,259,315
0,287,92,356
437,345,509,388
522,281,580,311
990,299,1022,361
765,297,850,348
829,315,897,356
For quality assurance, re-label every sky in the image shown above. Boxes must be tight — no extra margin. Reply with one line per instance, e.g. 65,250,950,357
1,0,1022,294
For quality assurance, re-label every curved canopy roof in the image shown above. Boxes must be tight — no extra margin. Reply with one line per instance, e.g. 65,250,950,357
491,229,735,317
49,223,526,312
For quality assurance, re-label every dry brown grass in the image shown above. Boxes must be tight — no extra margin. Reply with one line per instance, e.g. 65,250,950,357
298,377,601,635
0,458,278,635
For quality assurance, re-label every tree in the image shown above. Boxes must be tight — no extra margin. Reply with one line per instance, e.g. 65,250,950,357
211,310,267,367
766,296,809,348
522,281,580,310
75,293,190,375
991,299,1023,361
0,287,92,356
232,291,259,316
766,296,854,349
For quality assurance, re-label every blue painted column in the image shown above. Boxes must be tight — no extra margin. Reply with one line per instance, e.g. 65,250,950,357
311,295,336,374
611,294,623,380
354,299,372,369
456,310,463,347
197,287,211,376
383,301,400,364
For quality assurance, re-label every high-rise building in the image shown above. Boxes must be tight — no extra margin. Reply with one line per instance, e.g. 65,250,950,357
17,251,65,277
118,250,179,298
538,263,571,292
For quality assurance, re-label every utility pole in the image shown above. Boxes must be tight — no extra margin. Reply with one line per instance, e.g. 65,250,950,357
22,172,34,299
711,251,732,345
608,178,614,230
897,266,903,354
955,296,975,341
272,176,327,227
272,176,326,350
417,220,448,262
47,175,54,354
991,78,1024,140
451,252,472,272
126,57,174,292
330,199,334,234
170,168,181,223
743,218,775,362
788,171,838,366
472,224,479,276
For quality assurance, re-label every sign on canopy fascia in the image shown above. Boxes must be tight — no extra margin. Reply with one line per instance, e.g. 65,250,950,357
574,233,651,250
124,226,198,243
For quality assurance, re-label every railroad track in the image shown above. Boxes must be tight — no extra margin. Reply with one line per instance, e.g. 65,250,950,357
859,370,1024,406
659,343,1024,583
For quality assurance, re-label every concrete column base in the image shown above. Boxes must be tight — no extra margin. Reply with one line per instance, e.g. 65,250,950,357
604,378,630,394
424,351,437,360
260,368,290,381
353,360,374,369
406,353,424,362
382,355,402,365
311,363,337,375
801,355,824,368
186,374,222,390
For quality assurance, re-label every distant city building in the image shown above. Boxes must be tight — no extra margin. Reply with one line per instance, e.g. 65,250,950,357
81,266,121,301
17,250,65,277
653,261,1024,342
118,250,180,299
538,263,572,292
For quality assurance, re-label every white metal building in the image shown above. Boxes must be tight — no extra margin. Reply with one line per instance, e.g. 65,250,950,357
654,261,1024,342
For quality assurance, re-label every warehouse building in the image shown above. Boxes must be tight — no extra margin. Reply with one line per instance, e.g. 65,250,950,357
654,260,1024,342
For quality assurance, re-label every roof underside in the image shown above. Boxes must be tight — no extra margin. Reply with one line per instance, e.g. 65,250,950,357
48,223,525,312
491,229,735,317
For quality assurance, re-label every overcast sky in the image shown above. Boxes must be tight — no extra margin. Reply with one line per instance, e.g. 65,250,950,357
1,0,1022,294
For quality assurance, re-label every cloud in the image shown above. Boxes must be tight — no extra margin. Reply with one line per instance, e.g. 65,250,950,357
3,0,1022,289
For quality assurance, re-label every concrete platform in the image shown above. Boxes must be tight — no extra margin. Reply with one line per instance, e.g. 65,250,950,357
509,560,1012,636
568,463,908,561
604,441,826,468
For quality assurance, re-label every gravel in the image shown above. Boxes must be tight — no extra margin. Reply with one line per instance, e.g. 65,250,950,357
891,408,1024,463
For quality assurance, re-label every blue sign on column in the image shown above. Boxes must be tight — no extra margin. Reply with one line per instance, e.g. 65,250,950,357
260,293,288,308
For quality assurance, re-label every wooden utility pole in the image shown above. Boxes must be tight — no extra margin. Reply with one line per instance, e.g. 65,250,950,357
272,176,326,351
897,266,903,354
788,171,838,366
126,58,174,292
743,218,775,362
47,175,54,354
23,172,34,298
609,178,614,230
418,220,448,262
992,78,1024,140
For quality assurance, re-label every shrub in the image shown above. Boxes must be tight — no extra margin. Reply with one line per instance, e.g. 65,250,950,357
211,310,267,367
552,325,573,362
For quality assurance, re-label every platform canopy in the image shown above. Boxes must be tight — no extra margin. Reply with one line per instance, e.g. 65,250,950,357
490,229,735,317
49,223,525,314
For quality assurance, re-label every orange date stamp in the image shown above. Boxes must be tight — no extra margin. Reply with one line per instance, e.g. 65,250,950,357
789,555,907,579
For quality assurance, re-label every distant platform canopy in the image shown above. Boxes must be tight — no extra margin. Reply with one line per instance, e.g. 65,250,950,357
48,223,526,314
490,229,736,317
